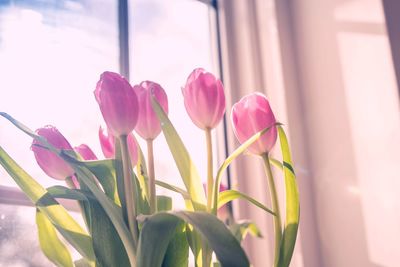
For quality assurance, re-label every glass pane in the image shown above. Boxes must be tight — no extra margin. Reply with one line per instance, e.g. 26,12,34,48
0,203,84,266
129,0,218,209
0,0,119,187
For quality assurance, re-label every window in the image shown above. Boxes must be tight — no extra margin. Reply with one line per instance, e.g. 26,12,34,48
0,0,217,265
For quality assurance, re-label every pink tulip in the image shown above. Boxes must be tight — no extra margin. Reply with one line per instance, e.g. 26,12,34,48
231,93,278,155
99,126,115,158
94,71,139,136
31,126,75,180
74,144,98,160
182,68,225,130
98,126,138,166
134,81,168,140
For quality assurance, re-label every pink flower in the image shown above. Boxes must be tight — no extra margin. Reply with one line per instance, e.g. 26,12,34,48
182,68,225,130
99,126,115,158
31,126,75,180
134,81,168,140
74,144,98,160
94,71,139,136
98,126,138,166
231,93,278,155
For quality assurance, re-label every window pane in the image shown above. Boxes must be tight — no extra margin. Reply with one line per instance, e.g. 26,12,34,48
0,204,51,266
129,0,218,209
0,203,84,266
0,0,119,187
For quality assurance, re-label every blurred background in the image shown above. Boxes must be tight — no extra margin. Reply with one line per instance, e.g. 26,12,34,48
0,0,399,266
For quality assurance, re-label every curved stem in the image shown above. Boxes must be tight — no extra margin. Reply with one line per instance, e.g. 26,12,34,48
147,139,157,213
119,135,139,246
205,128,214,213
262,153,282,267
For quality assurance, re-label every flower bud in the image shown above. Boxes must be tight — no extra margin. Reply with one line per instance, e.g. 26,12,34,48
182,68,225,130
134,81,168,140
98,126,138,166
94,71,139,136
231,93,277,155
74,144,98,160
99,126,115,158
31,126,75,180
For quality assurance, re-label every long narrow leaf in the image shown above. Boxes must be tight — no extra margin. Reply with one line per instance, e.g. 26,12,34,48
0,146,95,261
36,209,74,267
137,211,249,267
88,198,130,267
155,180,190,199
229,220,263,243
155,179,194,211
162,221,188,267
269,158,283,171
47,185,92,201
212,123,282,213
74,259,94,267
61,156,137,266
217,189,275,216
277,126,300,267
83,159,120,205
151,98,206,210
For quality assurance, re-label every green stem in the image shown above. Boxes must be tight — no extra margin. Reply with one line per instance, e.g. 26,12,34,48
203,129,213,267
201,238,212,267
119,135,139,246
205,128,214,213
147,139,157,213
262,153,282,267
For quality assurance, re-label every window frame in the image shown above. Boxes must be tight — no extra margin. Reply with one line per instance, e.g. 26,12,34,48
0,0,226,210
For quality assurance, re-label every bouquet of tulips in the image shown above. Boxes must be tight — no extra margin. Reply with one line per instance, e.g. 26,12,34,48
0,68,299,267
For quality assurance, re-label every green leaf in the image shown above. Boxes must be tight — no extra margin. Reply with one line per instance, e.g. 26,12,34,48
217,189,275,216
269,157,283,171
61,156,137,266
137,211,249,267
137,213,180,267
229,221,263,243
83,159,120,205
36,209,74,267
0,146,95,261
151,98,206,211
136,141,150,201
154,179,193,211
162,221,189,267
212,123,282,213
74,259,94,267
47,185,92,201
87,198,130,267
157,195,173,212
155,180,190,199
277,126,300,267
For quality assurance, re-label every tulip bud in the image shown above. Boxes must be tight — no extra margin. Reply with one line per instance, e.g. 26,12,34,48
74,144,98,160
231,93,278,155
98,126,138,166
94,71,139,136
99,126,115,158
134,81,168,140
31,126,75,180
182,68,225,130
